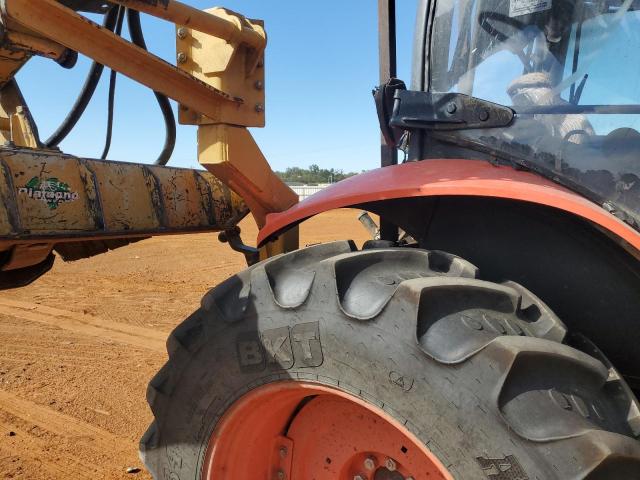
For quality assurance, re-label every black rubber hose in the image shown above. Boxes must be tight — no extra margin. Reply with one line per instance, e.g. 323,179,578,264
126,9,176,166
100,6,125,160
44,7,121,148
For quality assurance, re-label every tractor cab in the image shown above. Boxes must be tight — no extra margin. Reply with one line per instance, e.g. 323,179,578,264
406,0,640,228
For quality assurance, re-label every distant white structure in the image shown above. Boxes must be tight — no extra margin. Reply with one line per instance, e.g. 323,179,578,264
289,183,330,201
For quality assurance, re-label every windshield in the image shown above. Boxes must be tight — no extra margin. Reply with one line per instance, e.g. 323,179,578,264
427,0,640,227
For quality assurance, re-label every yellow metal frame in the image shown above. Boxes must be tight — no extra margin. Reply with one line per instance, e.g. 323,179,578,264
0,0,299,263
0,81,40,148
175,7,266,128
0,147,248,268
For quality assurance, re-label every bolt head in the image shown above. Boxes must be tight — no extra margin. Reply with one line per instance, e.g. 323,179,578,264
177,52,187,64
446,102,457,114
254,80,264,90
385,458,397,471
255,103,265,113
279,446,287,458
276,469,285,480
363,457,376,470
478,108,490,121
177,27,188,39
353,475,366,480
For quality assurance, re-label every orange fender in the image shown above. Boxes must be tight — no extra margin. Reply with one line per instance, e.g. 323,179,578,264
258,159,640,251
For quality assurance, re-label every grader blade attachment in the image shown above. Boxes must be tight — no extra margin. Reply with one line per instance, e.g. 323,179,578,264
0,147,248,289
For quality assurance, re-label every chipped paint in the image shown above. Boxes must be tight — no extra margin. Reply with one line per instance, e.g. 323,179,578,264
0,147,248,242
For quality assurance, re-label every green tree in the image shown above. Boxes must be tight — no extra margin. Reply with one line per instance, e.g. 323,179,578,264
276,166,358,184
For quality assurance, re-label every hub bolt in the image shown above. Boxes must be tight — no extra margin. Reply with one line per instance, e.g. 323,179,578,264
363,456,376,470
177,27,188,39
385,457,397,471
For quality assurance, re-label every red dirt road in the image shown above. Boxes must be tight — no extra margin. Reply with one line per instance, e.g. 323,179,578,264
0,209,372,479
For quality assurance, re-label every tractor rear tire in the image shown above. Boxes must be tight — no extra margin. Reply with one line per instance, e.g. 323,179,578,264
141,241,640,479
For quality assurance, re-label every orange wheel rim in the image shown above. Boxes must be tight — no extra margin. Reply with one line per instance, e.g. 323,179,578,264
202,381,452,480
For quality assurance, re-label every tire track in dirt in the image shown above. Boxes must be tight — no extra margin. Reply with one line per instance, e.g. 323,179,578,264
0,448,76,479
0,389,140,479
0,297,166,352
0,212,371,478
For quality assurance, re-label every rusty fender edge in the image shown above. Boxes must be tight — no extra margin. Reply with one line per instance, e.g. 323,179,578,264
0,147,248,287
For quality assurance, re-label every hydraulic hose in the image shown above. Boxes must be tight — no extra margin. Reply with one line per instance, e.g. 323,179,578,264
126,9,176,166
100,6,125,159
44,7,121,148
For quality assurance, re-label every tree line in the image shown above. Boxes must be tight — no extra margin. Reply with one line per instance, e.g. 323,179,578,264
276,164,358,185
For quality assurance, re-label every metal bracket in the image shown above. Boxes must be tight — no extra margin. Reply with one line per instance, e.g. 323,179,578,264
269,435,293,480
373,78,406,147
390,90,514,131
175,7,266,127
219,226,259,266
198,124,298,229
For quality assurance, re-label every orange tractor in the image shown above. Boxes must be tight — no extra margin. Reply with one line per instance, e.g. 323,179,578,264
1,0,640,478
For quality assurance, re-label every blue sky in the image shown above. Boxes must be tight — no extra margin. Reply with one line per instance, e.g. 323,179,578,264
16,1,418,172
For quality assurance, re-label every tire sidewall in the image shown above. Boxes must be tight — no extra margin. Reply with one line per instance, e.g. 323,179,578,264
155,305,535,480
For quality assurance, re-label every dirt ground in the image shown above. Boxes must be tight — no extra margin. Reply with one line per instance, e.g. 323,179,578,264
0,209,372,479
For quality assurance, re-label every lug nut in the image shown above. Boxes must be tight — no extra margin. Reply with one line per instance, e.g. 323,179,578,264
385,458,397,471
177,27,188,39
177,52,187,64
363,456,376,471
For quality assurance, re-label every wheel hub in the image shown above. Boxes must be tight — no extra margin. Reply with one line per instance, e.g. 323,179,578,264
202,382,451,480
